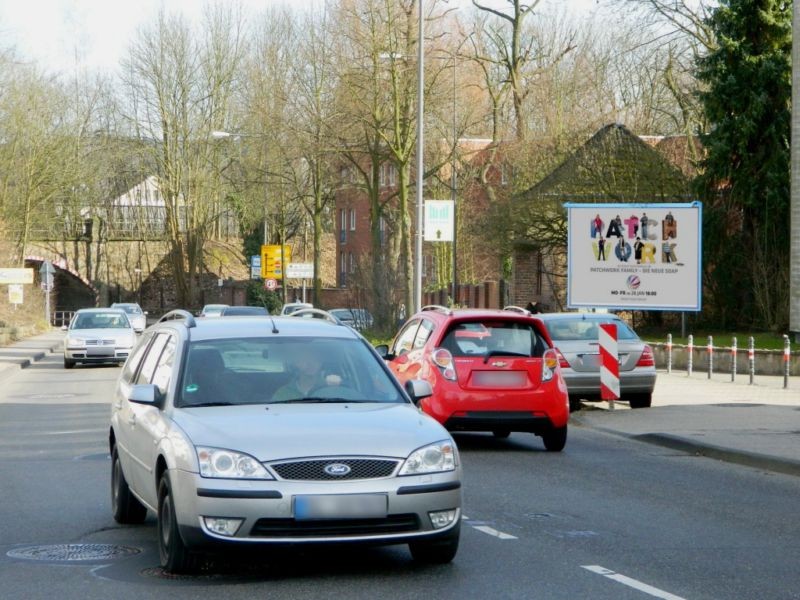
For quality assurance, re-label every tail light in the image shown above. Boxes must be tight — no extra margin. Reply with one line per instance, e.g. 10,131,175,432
555,348,570,369
636,344,655,367
431,348,457,381
542,349,558,382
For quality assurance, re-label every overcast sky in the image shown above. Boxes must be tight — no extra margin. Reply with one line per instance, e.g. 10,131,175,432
0,0,601,76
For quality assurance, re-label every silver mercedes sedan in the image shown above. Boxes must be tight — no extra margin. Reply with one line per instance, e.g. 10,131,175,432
537,312,657,410
109,310,462,574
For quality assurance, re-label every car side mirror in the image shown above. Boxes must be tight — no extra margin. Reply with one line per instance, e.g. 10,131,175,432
374,344,392,359
129,384,163,406
405,379,433,405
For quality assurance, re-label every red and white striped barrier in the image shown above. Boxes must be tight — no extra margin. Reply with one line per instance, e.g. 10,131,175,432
599,323,619,406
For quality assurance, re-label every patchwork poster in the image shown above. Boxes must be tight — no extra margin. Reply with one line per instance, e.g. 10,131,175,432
565,202,702,311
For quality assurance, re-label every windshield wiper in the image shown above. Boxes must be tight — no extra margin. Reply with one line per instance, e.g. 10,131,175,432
182,401,236,407
271,397,367,404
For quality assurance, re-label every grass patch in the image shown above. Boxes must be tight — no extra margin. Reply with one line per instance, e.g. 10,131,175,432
640,330,791,351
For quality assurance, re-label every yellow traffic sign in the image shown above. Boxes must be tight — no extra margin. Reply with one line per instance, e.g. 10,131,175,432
261,245,291,280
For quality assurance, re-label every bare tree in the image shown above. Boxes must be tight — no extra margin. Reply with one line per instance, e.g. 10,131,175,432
120,5,246,307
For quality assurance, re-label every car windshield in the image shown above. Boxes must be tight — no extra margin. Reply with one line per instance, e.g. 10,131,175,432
543,317,638,341
72,312,130,329
178,337,403,407
440,320,548,358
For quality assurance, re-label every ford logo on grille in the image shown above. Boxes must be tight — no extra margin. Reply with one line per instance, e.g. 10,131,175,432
324,463,351,476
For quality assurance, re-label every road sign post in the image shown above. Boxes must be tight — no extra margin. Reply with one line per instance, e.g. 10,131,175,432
39,261,55,326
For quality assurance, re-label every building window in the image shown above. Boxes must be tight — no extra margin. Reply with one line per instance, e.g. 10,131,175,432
339,209,346,243
349,209,356,231
339,251,346,287
349,252,355,273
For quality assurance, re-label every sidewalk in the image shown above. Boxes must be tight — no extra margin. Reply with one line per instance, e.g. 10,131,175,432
572,370,800,477
0,329,64,382
1,330,799,478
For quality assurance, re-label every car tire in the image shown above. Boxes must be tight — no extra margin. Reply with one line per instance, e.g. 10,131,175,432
158,473,200,574
64,358,76,369
541,425,567,452
409,525,460,564
111,447,147,524
492,430,510,439
568,395,582,412
628,393,652,409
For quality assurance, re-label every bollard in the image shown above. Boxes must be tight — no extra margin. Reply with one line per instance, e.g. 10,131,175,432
731,336,737,382
707,335,713,379
784,335,791,389
666,333,673,374
748,336,755,385
687,334,694,377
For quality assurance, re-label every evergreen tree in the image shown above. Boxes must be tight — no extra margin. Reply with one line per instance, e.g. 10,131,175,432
695,0,791,330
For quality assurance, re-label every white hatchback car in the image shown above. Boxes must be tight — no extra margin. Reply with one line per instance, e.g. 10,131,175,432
110,309,462,573
111,302,148,332
63,308,137,368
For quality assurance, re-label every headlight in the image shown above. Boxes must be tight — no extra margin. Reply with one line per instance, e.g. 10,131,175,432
399,440,457,475
66,337,86,348
196,446,274,480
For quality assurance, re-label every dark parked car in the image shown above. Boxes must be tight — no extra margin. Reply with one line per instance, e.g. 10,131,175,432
219,306,270,317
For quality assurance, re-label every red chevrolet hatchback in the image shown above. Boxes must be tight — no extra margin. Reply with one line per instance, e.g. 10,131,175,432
377,306,570,451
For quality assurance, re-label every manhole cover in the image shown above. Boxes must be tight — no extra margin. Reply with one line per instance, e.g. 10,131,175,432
7,544,140,562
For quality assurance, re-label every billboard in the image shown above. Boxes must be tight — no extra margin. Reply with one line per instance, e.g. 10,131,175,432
565,202,702,311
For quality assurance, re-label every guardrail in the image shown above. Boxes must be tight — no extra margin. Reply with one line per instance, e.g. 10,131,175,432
652,335,796,388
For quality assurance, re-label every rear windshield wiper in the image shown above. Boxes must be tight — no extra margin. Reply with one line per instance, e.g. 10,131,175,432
483,350,530,363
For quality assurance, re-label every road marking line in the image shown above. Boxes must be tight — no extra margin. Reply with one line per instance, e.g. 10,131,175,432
472,525,518,540
582,566,686,600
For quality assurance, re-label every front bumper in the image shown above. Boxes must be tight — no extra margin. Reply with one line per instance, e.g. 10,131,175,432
170,468,462,549
65,347,131,363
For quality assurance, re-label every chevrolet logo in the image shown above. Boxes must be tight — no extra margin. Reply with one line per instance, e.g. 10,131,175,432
491,361,508,367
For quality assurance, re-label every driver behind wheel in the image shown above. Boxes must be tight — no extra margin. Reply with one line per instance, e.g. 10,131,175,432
272,344,341,401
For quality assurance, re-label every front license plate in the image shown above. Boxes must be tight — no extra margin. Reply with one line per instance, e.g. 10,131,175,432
86,347,114,357
294,494,387,520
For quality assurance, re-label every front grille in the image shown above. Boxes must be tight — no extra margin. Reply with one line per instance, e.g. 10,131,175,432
270,458,399,481
85,339,115,346
250,514,419,537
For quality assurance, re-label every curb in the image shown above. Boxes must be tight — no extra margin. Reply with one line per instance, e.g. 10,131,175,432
631,433,800,478
575,417,800,478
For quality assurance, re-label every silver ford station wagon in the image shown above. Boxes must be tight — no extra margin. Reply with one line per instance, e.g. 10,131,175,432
109,309,462,573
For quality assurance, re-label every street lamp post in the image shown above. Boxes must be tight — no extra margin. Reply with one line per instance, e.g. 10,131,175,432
414,0,425,314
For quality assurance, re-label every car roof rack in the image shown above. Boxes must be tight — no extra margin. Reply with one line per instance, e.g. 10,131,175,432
421,304,453,315
157,309,197,328
288,307,344,325
503,305,531,315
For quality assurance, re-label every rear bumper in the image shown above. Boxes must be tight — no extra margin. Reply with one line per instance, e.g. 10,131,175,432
563,369,656,398
422,380,570,429
444,412,563,434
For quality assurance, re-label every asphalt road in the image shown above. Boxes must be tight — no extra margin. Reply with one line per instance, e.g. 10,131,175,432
1,353,799,600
